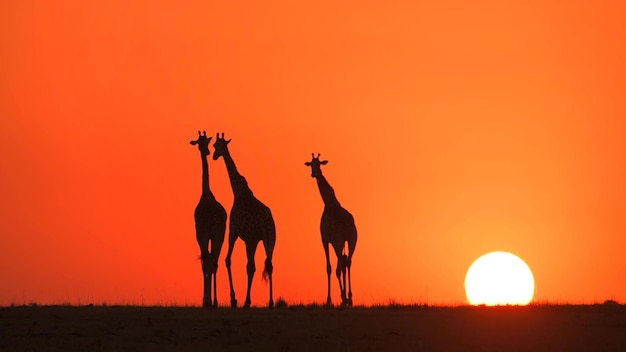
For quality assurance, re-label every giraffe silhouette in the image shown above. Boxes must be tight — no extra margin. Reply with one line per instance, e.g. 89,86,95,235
212,133,276,309
305,153,357,306
189,130,227,308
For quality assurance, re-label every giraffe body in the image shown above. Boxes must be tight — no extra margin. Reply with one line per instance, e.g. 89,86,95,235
190,131,227,308
213,133,276,309
306,154,357,306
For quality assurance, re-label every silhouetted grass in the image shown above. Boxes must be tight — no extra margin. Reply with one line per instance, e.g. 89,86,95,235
0,297,626,351
274,296,289,309
2,301,625,351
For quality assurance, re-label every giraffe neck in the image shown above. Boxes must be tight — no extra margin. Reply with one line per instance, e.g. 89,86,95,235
316,174,340,207
200,153,216,199
221,148,252,199
201,153,210,193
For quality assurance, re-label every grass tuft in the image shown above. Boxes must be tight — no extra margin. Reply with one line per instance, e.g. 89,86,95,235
274,297,289,309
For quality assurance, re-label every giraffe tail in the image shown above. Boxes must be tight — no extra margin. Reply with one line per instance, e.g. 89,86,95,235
262,258,273,283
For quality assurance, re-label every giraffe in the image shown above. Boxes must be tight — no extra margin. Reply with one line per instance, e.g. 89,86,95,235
212,132,276,309
189,130,227,308
305,153,357,306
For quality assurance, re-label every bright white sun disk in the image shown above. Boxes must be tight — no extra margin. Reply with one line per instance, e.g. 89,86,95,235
465,251,535,306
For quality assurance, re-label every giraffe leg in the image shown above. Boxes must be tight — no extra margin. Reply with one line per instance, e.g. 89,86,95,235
347,237,356,307
333,246,347,306
262,239,275,309
264,257,274,309
341,255,348,306
243,241,259,309
212,256,219,308
210,236,223,308
324,243,332,306
336,258,346,306
203,274,211,308
212,272,217,308
200,252,211,308
347,256,353,307
225,233,238,308
207,253,218,309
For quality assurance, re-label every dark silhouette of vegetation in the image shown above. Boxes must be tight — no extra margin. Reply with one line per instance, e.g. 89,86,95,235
4,303,626,351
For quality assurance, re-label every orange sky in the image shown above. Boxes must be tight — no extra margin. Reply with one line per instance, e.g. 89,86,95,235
1,1,625,306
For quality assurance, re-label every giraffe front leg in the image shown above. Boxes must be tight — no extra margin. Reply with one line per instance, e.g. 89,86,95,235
225,234,238,308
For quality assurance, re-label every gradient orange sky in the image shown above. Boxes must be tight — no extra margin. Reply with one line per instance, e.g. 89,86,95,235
1,1,625,306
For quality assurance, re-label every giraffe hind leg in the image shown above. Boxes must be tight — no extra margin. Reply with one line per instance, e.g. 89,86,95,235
212,272,218,308
204,244,219,309
335,258,346,306
342,254,349,306
346,235,356,307
210,233,224,308
262,239,275,309
207,255,218,309
200,251,212,308
243,241,258,309
324,243,332,306
225,233,238,308
202,273,211,308
264,257,274,309
346,256,352,307
206,252,220,309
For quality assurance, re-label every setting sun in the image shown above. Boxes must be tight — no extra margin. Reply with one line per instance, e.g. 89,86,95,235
465,252,535,306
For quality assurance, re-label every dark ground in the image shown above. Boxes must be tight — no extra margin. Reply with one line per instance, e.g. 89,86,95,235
1,304,625,351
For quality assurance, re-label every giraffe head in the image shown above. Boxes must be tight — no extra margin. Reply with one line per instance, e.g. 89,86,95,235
189,130,212,157
304,153,328,178
212,132,231,161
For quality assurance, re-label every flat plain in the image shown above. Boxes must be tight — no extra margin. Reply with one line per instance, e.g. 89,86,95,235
1,304,625,351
